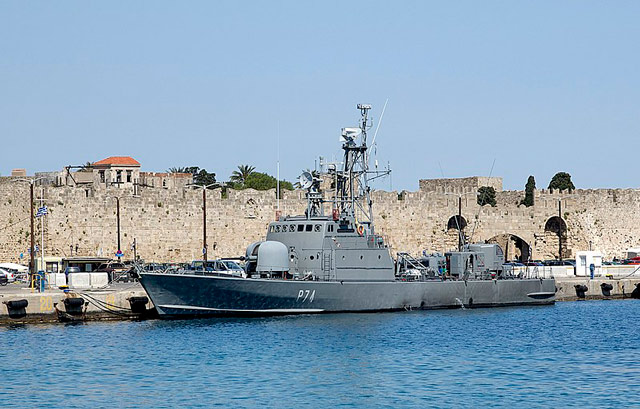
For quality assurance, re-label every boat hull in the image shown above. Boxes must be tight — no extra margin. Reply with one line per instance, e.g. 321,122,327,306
139,273,556,317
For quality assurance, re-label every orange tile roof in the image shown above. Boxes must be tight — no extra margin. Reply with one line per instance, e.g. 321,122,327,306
93,156,140,166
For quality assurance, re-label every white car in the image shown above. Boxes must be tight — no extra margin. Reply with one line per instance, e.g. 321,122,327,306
0,268,16,283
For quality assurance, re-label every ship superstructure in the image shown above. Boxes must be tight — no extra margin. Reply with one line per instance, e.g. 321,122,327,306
139,104,556,317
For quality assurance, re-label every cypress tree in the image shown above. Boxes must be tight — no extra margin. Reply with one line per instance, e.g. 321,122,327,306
520,176,535,207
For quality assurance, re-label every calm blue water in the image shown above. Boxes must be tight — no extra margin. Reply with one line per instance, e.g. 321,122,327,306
1,300,639,408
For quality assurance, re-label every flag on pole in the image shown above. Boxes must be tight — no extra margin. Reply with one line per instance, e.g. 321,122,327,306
36,206,48,218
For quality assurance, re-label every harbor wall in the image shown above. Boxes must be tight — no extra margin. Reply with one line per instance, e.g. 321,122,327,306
1,176,639,263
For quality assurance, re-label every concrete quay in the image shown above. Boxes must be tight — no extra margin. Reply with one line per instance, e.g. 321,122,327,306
0,283,154,325
554,277,640,301
0,277,638,325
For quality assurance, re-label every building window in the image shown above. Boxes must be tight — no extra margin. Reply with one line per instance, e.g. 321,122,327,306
126,170,132,183
116,170,122,183
99,170,105,183
162,179,167,187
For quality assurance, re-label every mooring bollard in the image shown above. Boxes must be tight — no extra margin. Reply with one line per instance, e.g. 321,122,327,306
63,297,87,316
127,296,149,314
574,284,588,299
3,299,29,319
600,283,613,297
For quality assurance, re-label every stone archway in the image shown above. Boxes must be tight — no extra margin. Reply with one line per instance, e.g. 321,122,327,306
447,215,467,231
543,216,568,260
446,215,468,250
486,234,531,262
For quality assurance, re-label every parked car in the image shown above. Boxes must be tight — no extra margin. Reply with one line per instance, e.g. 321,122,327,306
0,268,16,283
503,262,525,267
543,260,575,267
96,262,130,282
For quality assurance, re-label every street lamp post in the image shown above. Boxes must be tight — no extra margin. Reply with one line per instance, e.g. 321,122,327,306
185,183,219,264
444,191,477,251
13,178,45,286
105,196,122,260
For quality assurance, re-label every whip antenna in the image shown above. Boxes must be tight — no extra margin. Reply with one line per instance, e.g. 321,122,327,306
370,98,388,148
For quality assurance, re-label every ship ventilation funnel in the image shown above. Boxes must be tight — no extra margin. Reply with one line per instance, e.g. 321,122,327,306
256,241,289,273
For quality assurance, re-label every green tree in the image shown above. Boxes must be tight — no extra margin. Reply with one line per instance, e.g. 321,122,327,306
177,166,217,187
477,186,497,207
242,172,293,191
548,172,575,191
520,175,536,207
230,165,256,186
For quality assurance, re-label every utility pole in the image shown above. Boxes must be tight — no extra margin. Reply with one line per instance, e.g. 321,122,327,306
202,187,208,263
133,238,137,262
458,196,462,251
184,183,217,266
30,182,35,283
116,196,121,260
40,187,45,277
558,199,563,261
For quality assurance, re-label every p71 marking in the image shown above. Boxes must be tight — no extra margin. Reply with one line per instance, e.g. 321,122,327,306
296,289,316,303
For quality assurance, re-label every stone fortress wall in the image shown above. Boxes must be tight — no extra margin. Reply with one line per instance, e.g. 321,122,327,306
0,175,638,263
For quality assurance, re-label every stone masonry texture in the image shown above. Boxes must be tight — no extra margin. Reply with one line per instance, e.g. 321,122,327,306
0,176,638,263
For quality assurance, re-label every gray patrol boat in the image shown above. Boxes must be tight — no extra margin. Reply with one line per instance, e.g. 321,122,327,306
139,104,555,317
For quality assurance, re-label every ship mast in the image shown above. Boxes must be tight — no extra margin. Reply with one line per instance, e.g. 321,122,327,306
299,104,390,227
336,104,390,232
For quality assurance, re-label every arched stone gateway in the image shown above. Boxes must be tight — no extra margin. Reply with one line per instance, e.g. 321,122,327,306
543,216,569,260
545,216,567,234
447,215,467,231
446,215,468,250
486,234,531,262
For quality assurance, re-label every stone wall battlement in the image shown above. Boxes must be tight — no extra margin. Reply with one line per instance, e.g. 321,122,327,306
0,176,638,264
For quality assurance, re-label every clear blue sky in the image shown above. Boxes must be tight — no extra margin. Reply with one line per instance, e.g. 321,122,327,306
1,1,639,191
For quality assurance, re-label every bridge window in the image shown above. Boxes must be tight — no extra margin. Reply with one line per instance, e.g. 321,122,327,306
327,225,334,233
306,224,313,232
298,224,304,232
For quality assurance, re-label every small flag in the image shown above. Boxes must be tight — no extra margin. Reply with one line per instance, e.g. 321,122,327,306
36,206,48,218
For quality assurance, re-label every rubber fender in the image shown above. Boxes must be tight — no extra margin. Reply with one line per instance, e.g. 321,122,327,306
5,299,28,309
600,283,613,291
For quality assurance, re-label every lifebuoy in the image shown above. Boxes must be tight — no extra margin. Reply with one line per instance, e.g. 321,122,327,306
357,225,365,236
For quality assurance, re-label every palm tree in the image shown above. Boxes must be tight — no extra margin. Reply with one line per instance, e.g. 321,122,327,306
230,165,255,185
167,167,187,174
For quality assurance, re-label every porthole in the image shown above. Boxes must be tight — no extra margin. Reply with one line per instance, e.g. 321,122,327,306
289,225,295,232
310,255,315,260
378,255,381,259
360,255,363,260
275,225,281,232
314,224,321,232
